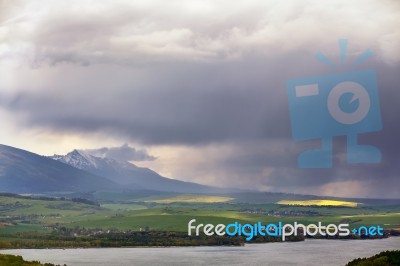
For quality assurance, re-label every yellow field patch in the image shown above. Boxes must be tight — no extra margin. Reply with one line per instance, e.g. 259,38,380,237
146,195,234,203
276,199,358,207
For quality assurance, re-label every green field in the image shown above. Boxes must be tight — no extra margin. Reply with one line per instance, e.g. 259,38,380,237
1,193,400,244
145,194,234,203
101,203,148,211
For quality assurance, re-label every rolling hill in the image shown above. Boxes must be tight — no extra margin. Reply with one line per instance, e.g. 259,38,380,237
0,144,120,193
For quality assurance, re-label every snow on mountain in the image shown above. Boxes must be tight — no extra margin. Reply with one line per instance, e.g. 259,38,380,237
54,150,99,169
0,144,120,193
49,149,214,193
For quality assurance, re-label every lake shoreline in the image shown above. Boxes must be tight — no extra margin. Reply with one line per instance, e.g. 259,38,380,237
1,235,398,250
1,238,399,266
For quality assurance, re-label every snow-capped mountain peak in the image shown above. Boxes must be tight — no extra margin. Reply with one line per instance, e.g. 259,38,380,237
49,148,213,193
52,149,100,170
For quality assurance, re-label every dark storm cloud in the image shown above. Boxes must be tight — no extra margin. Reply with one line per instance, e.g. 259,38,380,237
2,58,294,144
82,144,156,162
0,0,399,197
2,58,398,147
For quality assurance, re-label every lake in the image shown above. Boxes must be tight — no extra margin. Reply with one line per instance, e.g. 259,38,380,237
1,238,399,266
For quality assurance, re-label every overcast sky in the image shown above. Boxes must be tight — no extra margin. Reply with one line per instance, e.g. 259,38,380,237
0,0,399,198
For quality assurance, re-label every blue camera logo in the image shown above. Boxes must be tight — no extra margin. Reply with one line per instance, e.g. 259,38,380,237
286,40,382,168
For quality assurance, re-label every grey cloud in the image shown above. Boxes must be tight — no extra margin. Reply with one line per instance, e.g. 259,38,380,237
1,57,294,144
1,0,399,66
0,0,399,198
195,139,399,198
82,144,156,162
2,58,398,147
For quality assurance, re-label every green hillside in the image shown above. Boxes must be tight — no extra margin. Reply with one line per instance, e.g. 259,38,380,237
0,254,63,266
1,193,399,248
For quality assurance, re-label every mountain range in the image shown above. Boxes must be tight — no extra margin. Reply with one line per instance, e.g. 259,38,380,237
0,144,215,194
0,144,118,193
49,149,214,193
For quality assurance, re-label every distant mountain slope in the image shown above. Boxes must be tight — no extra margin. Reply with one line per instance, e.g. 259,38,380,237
0,144,120,193
50,149,216,193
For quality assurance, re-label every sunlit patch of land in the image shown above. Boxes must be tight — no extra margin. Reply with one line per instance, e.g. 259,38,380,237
276,199,358,207
101,203,148,211
145,194,234,203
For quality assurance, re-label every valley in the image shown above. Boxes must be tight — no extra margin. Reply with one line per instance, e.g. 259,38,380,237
1,192,399,248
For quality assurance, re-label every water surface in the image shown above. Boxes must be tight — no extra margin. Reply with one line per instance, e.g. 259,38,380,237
2,238,399,266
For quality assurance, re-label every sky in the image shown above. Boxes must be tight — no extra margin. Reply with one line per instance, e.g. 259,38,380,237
0,0,399,198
